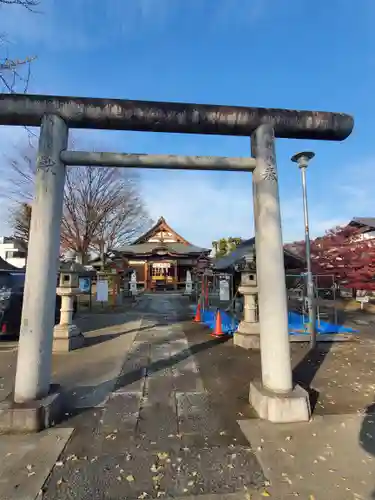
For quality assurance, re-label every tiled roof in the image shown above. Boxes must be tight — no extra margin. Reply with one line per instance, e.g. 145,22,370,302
213,238,255,270
213,237,303,271
115,242,209,255
350,217,375,229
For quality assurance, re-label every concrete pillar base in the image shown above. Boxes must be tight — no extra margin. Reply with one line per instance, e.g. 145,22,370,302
234,322,260,349
249,379,311,423
53,324,85,352
0,384,63,433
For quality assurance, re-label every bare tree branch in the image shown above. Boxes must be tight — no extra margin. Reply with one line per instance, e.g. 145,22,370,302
4,140,152,264
0,0,39,11
0,0,39,92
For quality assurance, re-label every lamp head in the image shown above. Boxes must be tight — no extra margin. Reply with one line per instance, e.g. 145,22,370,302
291,151,315,168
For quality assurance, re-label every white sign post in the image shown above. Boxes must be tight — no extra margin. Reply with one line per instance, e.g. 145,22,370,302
219,277,230,301
185,270,192,295
130,271,138,296
96,279,109,302
356,294,369,310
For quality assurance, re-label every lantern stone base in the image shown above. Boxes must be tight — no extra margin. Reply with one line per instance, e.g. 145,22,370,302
249,380,311,423
53,324,84,352
234,322,260,349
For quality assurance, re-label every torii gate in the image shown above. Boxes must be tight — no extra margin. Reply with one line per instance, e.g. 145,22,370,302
0,94,353,430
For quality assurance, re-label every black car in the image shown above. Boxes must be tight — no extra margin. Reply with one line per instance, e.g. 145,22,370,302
0,271,77,337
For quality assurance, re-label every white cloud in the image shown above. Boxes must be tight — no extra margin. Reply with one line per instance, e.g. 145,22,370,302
0,0,269,50
141,170,321,248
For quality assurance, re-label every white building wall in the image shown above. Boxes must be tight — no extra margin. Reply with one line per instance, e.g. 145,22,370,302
0,238,26,268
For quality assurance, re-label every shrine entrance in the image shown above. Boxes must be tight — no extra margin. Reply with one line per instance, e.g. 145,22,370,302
150,261,177,291
0,93,353,427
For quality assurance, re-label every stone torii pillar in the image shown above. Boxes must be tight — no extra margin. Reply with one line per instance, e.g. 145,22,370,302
0,93,353,433
249,124,311,423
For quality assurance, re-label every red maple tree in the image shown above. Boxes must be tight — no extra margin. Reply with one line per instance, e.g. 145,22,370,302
285,225,375,291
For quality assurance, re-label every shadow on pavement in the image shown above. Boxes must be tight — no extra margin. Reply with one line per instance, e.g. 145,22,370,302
60,336,229,424
359,402,375,499
111,336,230,395
292,343,333,413
82,324,160,348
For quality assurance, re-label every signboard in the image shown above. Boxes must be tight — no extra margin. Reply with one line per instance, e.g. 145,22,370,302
96,280,109,302
79,277,91,293
218,273,231,280
219,278,230,301
130,271,137,295
152,262,171,269
356,294,369,310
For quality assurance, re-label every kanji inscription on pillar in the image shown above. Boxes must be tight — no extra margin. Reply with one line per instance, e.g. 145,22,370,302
260,126,277,182
38,155,56,170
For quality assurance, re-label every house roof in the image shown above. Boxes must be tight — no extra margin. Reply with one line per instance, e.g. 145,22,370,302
133,216,191,245
349,217,375,230
213,237,304,271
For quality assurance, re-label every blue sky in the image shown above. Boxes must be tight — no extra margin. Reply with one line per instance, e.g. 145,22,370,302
0,0,374,247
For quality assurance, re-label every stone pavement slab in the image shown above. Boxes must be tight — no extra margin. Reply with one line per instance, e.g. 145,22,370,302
0,312,144,499
0,428,73,500
42,294,265,499
240,414,375,499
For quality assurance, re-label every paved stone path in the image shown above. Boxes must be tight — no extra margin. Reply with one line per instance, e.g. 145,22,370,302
43,294,264,499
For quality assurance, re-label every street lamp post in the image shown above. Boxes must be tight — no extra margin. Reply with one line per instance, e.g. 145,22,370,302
291,151,317,348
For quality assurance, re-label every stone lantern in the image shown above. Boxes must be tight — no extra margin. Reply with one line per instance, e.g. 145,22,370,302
234,251,260,349
53,262,84,352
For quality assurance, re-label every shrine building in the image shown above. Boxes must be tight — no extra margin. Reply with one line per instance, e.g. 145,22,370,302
111,217,210,291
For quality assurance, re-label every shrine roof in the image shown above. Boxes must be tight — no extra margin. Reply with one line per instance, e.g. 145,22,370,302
114,241,210,256
133,216,191,245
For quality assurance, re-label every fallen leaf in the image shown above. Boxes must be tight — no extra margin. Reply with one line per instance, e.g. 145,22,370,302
126,475,135,482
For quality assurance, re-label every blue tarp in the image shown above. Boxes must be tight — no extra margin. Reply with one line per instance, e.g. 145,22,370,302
195,307,357,336
288,311,357,335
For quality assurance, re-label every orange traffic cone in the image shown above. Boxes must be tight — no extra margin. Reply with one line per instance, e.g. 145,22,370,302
211,309,225,337
193,303,202,322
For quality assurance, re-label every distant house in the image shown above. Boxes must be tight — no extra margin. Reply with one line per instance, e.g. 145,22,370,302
0,256,20,271
0,237,27,269
348,217,375,241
